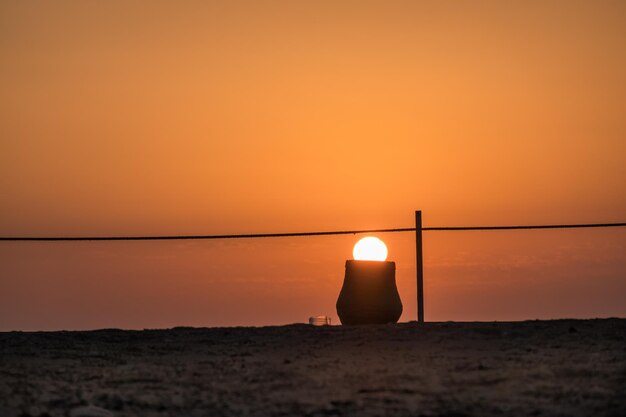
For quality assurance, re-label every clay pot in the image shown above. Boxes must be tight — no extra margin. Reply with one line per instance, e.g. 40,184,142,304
336,260,402,325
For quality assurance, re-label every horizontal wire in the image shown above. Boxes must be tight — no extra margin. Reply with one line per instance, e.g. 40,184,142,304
425,223,626,231
1,222,625,241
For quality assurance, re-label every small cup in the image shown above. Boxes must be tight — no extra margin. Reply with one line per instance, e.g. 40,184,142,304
309,316,332,326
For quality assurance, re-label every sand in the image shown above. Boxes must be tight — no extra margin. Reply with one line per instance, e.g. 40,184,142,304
1,319,625,417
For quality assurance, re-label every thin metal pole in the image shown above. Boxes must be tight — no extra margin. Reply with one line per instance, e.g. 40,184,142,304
415,210,424,323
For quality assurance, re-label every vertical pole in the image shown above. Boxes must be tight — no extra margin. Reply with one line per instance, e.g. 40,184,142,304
415,210,424,323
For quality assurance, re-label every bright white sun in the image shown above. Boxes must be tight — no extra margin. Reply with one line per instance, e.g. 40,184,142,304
353,237,388,261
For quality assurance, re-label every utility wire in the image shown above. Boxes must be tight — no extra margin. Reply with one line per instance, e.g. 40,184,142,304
1,222,625,241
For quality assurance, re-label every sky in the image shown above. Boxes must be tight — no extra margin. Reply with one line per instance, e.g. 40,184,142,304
1,1,625,330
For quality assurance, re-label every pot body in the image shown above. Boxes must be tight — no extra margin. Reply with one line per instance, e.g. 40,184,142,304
336,260,402,325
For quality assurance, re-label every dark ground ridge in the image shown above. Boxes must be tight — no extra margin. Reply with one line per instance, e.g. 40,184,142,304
1,319,625,417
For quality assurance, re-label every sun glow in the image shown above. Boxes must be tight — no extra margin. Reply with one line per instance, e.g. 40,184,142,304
353,237,388,261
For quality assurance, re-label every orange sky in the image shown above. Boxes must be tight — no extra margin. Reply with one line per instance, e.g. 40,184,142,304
1,1,625,330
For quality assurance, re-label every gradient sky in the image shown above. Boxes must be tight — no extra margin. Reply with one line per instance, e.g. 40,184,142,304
1,1,625,330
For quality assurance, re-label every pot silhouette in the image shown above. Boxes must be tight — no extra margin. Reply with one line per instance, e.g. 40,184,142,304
336,260,402,325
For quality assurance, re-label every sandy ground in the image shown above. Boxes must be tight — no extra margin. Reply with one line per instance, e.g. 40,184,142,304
1,319,625,417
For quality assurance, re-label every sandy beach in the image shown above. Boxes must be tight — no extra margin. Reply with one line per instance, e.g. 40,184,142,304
1,319,625,417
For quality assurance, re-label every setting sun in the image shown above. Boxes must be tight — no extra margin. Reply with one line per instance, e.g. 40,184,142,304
353,237,388,261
